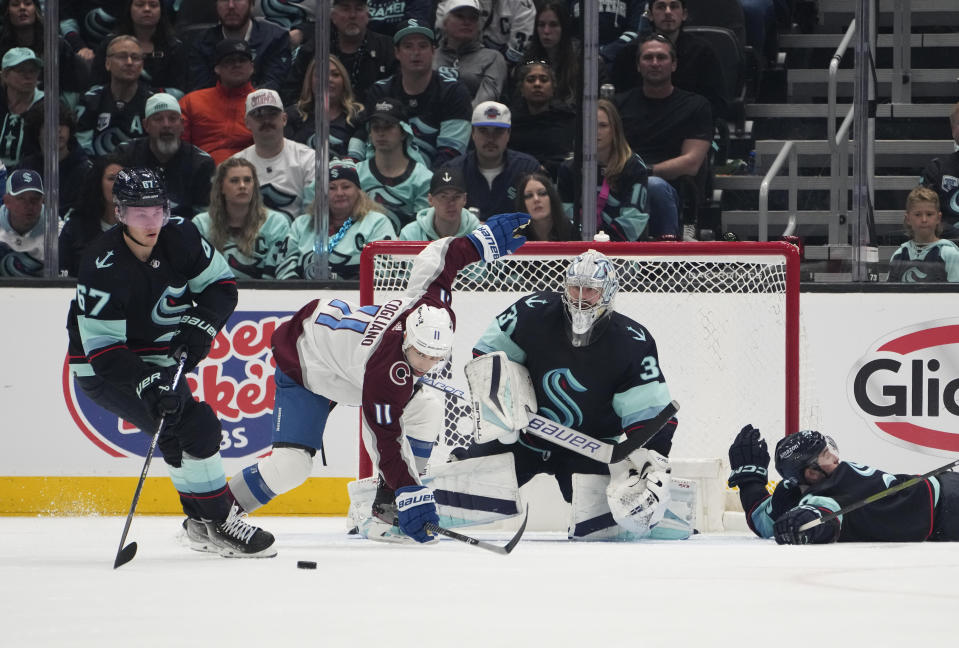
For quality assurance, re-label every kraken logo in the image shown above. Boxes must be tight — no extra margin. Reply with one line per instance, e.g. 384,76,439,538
151,284,190,327
540,368,587,428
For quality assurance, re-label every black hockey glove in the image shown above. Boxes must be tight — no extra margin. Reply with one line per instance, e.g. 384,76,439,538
727,424,769,488
169,306,219,371
136,370,186,425
773,505,839,545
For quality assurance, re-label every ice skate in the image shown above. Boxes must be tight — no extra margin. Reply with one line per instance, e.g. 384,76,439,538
205,504,277,558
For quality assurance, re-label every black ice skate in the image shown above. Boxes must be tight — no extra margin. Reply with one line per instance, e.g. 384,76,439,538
181,517,218,554
205,504,277,558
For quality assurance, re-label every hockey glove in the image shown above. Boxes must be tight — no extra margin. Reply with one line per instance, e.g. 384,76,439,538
466,212,531,263
727,424,770,488
394,485,439,543
169,306,220,371
136,370,186,425
773,505,840,545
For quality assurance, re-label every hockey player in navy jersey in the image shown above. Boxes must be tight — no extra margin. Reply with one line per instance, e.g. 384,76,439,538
66,168,276,558
456,249,684,540
728,427,959,543
227,210,530,545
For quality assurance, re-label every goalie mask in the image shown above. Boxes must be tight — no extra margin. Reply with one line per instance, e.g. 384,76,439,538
562,250,619,347
113,167,171,228
774,430,839,486
403,305,454,372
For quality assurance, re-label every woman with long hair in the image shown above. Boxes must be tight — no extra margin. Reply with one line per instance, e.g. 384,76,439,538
514,171,574,241
558,99,668,241
92,0,187,98
192,157,291,280
58,154,124,277
522,1,581,104
278,159,395,280
507,60,576,179
285,55,365,160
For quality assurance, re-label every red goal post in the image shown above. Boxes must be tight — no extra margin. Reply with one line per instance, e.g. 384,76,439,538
358,241,801,481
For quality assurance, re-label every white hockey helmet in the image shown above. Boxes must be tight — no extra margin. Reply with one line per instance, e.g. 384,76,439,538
562,249,619,346
403,305,454,359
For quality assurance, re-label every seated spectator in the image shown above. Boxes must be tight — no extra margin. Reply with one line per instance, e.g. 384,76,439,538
614,34,711,239
76,35,153,156
115,92,215,219
193,157,290,280
400,167,480,240
59,0,121,57
0,47,42,168
568,0,645,64
366,0,432,38
58,155,123,277
179,39,255,165
0,168,44,276
187,0,290,92
559,99,661,241
0,0,89,96
283,0,395,106
507,60,575,179
234,88,315,222
278,159,394,279
888,186,959,283
253,0,313,33
435,0,534,65
18,102,93,221
357,97,432,233
611,1,729,121
920,102,959,241
285,55,365,160
522,1,581,105
516,171,575,241
93,0,188,99
434,0,507,108
443,100,541,222
366,19,472,167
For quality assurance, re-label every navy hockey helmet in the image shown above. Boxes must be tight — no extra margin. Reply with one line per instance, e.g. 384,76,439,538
114,167,170,227
774,430,838,485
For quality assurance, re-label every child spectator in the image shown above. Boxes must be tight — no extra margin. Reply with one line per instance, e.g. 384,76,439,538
888,186,959,283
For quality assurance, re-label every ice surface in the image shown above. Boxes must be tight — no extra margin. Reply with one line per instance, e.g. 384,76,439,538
2,516,957,647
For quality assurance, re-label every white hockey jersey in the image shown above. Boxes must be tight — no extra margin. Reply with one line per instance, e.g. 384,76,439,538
233,139,316,221
0,204,44,277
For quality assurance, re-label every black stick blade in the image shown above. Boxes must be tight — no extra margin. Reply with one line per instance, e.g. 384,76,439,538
113,542,137,569
501,509,529,555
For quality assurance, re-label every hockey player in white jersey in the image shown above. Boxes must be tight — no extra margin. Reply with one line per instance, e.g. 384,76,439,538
227,210,530,545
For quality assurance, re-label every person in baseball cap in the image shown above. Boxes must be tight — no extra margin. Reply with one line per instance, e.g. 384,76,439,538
144,93,181,120
6,168,43,196
393,18,435,45
471,100,511,128
366,97,407,125
214,39,254,65
400,167,477,241
245,88,284,117
2,47,42,71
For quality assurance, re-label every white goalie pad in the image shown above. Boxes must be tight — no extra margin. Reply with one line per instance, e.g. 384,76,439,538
464,351,537,444
569,473,695,541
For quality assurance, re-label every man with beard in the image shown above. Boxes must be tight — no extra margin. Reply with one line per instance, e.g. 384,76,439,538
115,93,214,220
233,88,315,222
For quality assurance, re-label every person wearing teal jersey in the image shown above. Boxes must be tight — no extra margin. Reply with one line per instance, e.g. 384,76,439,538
192,157,291,280
399,167,480,241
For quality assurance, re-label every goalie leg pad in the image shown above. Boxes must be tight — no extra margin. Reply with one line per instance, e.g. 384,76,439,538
465,351,537,444
424,453,524,528
229,446,314,513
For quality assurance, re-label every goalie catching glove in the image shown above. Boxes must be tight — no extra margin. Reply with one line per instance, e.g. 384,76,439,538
169,306,220,371
606,449,671,535
464,351,537,444
466,212,530,263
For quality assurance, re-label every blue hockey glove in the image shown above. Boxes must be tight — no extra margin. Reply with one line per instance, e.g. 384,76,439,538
773,505,839,545
169,306,219,371
136,370,186,425
466,212,531,263
394,485,439,543
727,424,770,488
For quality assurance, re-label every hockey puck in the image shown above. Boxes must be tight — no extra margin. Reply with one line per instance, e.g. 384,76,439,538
297,560,317,570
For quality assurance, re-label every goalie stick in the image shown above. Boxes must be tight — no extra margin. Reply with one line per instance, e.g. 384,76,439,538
797,458,959,533
113,352,188,569
417,375,679,464
425,509,529,555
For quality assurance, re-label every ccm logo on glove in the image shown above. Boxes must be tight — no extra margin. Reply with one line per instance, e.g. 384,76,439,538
397,491,435,509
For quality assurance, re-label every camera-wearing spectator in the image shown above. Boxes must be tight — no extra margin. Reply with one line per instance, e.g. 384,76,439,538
58,154,123,277
76,35,153,157
434,0,507,108
179,39,255,165
193,157,291,280
357,97,432,233
233,88,315,222
0,168,44,276
400,167,480,240
278,159,395,280
507,60,575,180
0,47,42,168
188,0,291,93
516,171,574,241
115,93,215,219
366,19,472,168
887,186,959,283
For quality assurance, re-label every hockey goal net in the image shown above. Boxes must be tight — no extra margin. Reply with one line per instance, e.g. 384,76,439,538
358,241,809,530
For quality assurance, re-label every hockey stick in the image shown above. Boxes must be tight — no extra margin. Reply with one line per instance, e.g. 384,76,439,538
425,508,529,555
418,375,679,464
797,458,959,533
113,352,188,569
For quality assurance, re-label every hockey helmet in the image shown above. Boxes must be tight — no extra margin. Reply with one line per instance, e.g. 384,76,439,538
562,249,619,346
403,305,454,360
114,167,170,227
774,430,838,485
